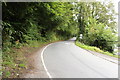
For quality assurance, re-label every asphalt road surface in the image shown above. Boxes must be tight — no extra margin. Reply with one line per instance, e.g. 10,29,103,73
43,38,118,78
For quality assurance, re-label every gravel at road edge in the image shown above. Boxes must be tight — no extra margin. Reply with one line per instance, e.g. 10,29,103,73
20,46,49,78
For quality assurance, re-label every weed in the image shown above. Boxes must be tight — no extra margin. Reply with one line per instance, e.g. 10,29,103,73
75,41,119,58
5,71,11,78
18,64,26,68
2,40,60,78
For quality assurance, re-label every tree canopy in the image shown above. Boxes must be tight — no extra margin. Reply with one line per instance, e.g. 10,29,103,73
2,2,117,53
76,2,117,53
2,2,79,48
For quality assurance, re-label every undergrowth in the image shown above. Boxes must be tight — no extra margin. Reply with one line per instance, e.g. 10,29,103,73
75,41,119,58
2,40,59,78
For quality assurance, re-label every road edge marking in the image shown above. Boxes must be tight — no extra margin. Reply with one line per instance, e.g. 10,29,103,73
41,43,53,78
86,50,118,64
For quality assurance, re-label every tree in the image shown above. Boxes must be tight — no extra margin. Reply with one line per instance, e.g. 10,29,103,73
76,2,117,53
2,2,79,49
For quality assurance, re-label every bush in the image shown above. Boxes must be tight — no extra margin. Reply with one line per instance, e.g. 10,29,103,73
80,18,117,53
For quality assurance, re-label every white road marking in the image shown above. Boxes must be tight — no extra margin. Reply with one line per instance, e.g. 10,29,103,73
41,43,53,78
65,43,69,44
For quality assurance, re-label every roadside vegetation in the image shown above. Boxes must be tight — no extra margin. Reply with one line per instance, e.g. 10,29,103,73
75,2,117,56
75,41,119,58
118,36,120,47
2,1,118,78
2,2,78,78
2,40,60,78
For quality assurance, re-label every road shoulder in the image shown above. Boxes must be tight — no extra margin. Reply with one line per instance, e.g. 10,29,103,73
20,46,49,78
86,50,118,64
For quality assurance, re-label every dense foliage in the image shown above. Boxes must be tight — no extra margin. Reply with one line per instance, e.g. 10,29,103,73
2,2,80,78
2,2,79,51
2,2,118,78
76,2,117,53
2,2,117,53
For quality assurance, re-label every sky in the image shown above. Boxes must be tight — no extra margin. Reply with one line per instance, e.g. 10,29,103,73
78,0,120,34
96,0,119,13
79,0,120,35
78,0,120,19
110,0,120,13
114,1,119,12
109,0,120,36
110,0,120,35
97,0,120,35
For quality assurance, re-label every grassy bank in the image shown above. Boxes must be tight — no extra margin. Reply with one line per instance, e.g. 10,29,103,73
75,41,119,58
2,40,61,78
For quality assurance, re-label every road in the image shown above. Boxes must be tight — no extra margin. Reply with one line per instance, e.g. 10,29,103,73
43,39,118,78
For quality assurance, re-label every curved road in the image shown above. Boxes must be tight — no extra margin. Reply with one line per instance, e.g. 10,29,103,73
43,39,118,78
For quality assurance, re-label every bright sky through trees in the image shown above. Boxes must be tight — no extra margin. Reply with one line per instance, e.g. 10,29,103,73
97,0,120,35
95,0,119,12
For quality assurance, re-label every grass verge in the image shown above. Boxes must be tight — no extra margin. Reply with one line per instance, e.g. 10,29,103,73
2,40,60,78
75,41,119,58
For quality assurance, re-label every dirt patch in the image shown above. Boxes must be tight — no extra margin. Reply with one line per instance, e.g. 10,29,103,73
19,45,49,78
2,40,62,78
